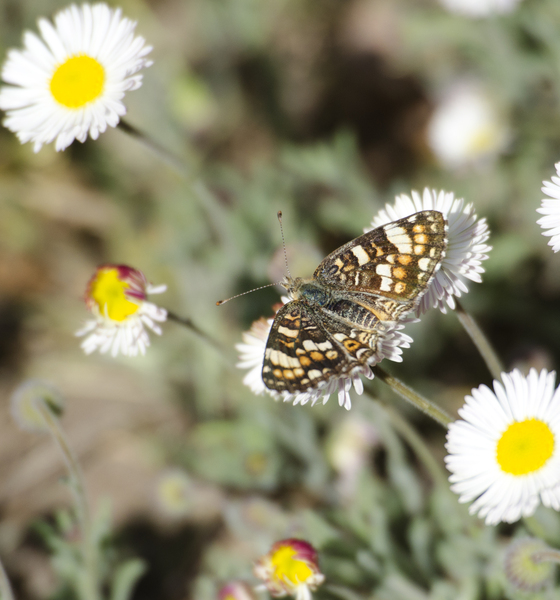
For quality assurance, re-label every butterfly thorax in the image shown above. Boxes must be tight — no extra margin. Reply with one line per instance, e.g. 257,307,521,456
282,277,331,307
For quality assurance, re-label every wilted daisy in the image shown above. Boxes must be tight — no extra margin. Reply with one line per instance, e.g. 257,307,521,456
537,162,560,253
236,300,413,410
427,82,509,169
445,369,560,525
254,539,325,600
76,264,167,357
440,0,522,18
0,3,152,152
368,188,490,314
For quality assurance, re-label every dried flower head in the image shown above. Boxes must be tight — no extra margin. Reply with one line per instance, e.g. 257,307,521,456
11,379,64,433
504,538,556,592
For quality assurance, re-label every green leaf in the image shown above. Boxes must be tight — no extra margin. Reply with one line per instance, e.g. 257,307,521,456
110,559,147,600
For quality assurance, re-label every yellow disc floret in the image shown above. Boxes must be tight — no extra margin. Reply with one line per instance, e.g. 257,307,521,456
497,418,555,476
50,55,105,108
89,268,141,322
270,544,313,587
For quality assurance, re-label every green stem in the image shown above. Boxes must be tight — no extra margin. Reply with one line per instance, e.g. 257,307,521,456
371,365,453,428
166,310,230,359
117,120,189,176
117,120,239,276
455,299,504,381
0,556,15,600
379,402,448,485
35,400,99,600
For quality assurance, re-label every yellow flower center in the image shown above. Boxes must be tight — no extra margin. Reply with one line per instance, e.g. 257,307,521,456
496,418,555,476
90,268,140,322
271,545,313,587
467,124,500,155
50,55,105,108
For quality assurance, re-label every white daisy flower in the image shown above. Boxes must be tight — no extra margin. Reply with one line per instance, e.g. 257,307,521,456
440,0,522,18
368,188,491,314
76,264,167,357
537,162,560,253
0,3,152,152
236,299,413,411
445,369,560,525
427,82,509,169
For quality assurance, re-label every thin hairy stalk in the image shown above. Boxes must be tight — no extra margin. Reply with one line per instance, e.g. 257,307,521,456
117,120,238,263
166,310,230,359
371,365,453,428
117,120,188,175
35,400,99,600
532,548,560,564
378,401,448,485
0,556,15,600
455,299,504,381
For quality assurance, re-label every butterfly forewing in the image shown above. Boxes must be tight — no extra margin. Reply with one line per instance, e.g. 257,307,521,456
313,211,447,302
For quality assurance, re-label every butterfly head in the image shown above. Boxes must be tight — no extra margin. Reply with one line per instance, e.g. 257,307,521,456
281,276,331,308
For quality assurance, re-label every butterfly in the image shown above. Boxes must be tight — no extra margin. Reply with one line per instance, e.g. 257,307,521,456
261,210,448,394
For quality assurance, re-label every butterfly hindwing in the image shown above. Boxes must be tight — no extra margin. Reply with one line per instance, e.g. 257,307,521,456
262,302,375,393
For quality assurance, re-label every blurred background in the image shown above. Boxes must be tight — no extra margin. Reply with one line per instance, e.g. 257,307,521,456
1,0,560,598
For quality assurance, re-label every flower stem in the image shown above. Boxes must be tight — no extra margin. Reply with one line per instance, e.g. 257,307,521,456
117,120,189,176
118,120,239,262
455,299,504,381
371,365,453,428
166,310,231,359
35,399,99,600
379,402,449,485
0,556,15,600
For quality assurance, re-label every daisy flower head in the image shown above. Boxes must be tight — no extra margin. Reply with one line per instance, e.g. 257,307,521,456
537,162,560,252
0,3,153,152
445,368,560,525
427,81,509,169
218,582,257,600
439,0,522,17
236,299,413,411
368,188,491,314
254,539,325,600
76,264,167,357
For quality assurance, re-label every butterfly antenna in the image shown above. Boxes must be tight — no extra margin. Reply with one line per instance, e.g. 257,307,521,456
216,282,281,306
277,211,293,280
